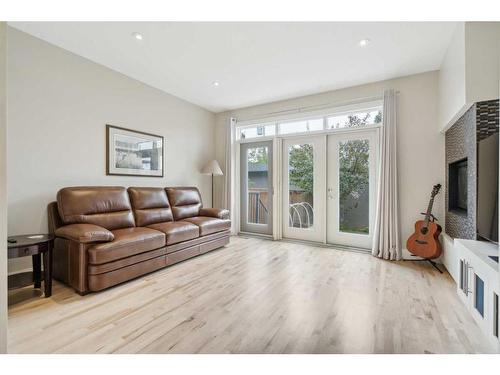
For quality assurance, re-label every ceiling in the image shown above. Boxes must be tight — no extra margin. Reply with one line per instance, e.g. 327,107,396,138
10,22,457,113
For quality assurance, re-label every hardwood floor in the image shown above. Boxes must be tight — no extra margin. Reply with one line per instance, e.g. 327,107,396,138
8,236,493,353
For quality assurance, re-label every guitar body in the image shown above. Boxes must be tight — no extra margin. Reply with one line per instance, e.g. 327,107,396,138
406,220,442,259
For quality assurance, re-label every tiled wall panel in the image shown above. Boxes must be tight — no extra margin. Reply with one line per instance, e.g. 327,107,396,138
445,99,499,239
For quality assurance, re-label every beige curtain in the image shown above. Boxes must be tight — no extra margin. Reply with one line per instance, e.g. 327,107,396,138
222,117,237,234
372,89,401,260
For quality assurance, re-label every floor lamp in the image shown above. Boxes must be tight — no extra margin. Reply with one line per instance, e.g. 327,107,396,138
201,160,223,207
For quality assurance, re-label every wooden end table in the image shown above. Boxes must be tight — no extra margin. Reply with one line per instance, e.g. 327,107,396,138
7,234,54,297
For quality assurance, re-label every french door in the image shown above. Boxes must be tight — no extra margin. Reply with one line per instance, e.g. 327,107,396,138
280,131,377,249
239,129,378,248
282,136,326,242
326,130,378,248
240,141,273,235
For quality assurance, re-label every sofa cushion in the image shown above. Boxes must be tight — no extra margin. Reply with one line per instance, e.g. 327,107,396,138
128,187,173,226
57,186,135,230
88,227,165,265
166,187,202,220
55,223,114,243
182,216,231,236
147,221,199,245
199,207,230,220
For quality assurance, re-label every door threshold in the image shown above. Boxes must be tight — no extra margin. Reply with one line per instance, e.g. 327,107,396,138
238,232,274,240
236,234,371,255
281,238,371,255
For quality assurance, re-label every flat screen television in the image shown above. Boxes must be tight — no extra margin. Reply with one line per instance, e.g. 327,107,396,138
477,132,499,243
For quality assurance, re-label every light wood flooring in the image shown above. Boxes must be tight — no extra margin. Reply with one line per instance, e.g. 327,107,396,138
8,236,493,353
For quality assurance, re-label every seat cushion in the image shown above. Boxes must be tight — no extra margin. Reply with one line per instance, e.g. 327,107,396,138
182,216,231,236
88,227,166,264
147,221,199,245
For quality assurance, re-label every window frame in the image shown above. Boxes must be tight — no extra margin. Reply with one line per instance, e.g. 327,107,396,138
236,100,383,143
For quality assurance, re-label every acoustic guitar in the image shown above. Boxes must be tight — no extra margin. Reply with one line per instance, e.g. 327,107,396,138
406,184,442,259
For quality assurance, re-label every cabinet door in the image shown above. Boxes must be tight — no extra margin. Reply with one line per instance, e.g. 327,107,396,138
470,266,490,334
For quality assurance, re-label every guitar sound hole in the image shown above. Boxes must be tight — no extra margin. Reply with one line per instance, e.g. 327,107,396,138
420,227,428,235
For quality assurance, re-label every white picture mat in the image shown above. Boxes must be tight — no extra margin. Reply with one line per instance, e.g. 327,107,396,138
107,126,163,176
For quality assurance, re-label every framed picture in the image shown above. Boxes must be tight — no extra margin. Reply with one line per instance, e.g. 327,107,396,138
106,124,164,177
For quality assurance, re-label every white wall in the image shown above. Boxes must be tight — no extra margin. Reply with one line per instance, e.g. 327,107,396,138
438,22,500,131
0,22,8,354
215,71,444,254
465,22,500,104
438,23,466,132
7,28,216,273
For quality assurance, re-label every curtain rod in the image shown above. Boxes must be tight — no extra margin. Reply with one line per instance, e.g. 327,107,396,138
235,91,400,123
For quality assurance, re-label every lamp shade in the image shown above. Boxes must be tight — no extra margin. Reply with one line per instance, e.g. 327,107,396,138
201,160,223,176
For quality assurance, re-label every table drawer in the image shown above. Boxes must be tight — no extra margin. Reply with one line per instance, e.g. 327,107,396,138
8,244,44,258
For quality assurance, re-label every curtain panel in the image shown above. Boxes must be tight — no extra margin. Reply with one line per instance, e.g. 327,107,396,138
372,89,401,260
222,117,237,234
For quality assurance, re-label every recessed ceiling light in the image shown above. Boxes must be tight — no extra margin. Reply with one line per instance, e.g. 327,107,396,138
131,32,143,41
359,38,371,47
212,81,220,87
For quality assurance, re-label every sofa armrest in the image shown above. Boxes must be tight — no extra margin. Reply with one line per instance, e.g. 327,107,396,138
199,208,230,220
55,224,114,243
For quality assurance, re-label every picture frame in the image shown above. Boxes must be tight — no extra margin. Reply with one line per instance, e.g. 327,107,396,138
106,124,164,177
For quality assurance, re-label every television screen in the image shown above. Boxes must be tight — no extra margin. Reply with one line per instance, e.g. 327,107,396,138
477,132,499,242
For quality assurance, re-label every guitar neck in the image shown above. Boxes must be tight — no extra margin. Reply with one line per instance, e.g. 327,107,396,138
424,196,435,226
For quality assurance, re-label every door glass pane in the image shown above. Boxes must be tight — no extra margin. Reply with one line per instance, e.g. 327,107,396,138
339,139,369,234
247,146,270,224
288,143,314,228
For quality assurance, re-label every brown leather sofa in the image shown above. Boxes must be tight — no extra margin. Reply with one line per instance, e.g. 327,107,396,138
47,186,230,295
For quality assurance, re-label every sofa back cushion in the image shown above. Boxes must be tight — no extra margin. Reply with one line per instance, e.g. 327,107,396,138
166,187,203,220
57,187,135,230
128,187,173,226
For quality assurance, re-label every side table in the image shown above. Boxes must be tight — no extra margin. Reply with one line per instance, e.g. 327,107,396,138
7,234,54,297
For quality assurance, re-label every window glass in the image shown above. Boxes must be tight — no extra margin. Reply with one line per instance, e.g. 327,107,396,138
279,118,323,135
240,124,275,139
288,143,314,229
326,109,382,130
494,292,498,337
236,106,383,140
246,146,270,224
338,139,370,234
475,274,485,317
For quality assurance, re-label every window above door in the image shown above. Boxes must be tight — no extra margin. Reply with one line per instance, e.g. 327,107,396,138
326,109,382,130
239,123,275,140
236,101,383,141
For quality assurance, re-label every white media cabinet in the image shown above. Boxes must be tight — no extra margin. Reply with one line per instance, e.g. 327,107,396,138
454,239,499,351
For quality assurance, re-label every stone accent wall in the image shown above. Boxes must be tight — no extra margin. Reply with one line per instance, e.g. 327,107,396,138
476,99,499,141
445,99,499,239
445,105,477,239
